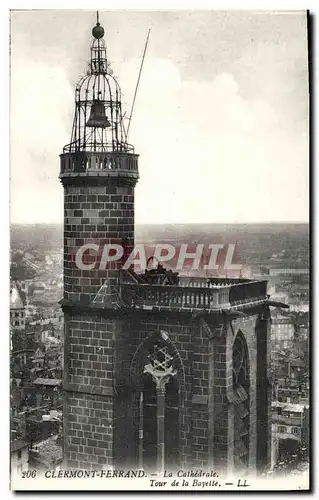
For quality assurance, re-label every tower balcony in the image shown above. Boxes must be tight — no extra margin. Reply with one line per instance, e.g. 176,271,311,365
59,151,139,182
119,275,269,313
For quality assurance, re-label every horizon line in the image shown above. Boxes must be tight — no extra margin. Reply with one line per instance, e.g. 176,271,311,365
10,221,309,226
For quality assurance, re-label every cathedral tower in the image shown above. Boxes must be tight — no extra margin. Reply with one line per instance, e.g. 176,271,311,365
60,15,138,469
60,15,138,308
61,14,275,474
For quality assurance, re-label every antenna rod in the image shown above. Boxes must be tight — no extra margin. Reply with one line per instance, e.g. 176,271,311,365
127,29,151,138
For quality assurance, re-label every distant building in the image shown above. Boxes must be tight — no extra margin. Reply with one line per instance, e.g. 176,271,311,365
33,347,45,372
286,358,306,382
274,384,309,405
25,304,37,318
45,255,53,266
15,281,30,303
11,439,29,476
271,402,309,468
33,378,62,408
54,309,64,327
290,304,309,313
10,282,36,381
299,326,308,341
269,268,308,276
29,435,63,470
271,316,295,347
31,286,61,306
10,283,26,331
271,292,289,305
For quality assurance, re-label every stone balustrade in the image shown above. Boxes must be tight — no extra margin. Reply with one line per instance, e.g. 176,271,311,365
60,152,139,179
120,278,268,311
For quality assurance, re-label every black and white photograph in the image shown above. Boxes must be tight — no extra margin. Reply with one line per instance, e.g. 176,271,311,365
9,8,310,491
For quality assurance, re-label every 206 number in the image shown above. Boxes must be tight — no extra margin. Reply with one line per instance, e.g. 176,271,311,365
21,470,37,478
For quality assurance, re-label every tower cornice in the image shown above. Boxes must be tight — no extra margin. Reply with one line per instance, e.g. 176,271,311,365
59,151,139,186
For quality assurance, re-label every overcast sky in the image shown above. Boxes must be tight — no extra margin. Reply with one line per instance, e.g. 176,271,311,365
10,9,309,224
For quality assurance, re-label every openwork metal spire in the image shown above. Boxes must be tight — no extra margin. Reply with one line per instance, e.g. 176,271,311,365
63,13,133,154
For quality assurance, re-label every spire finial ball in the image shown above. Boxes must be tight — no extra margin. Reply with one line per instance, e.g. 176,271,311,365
92,23,104,39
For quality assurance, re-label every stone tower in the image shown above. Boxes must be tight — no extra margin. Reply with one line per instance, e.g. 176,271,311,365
10,283,26,331
60,16,138,469
10,282,27,367
61,15,278,475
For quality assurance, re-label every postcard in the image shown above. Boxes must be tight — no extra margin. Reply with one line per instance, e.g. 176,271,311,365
9,9,310,492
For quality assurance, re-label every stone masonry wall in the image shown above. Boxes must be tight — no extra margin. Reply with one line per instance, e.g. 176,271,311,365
63,312,117,469
64,314,115,391
256,308,272,471
232,315,258,472
207,311,269,475
63,307,270,472
64,390,114,469
63,181,135,304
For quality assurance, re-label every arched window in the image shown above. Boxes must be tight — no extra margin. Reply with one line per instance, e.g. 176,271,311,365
164,376,179,467
233,332,250,472
131,332,184,473
141,371,179,469
142,374,157,469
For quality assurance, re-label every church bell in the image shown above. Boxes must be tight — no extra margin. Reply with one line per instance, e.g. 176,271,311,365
86,101,111,128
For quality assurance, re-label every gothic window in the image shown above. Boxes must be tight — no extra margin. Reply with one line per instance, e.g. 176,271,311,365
133,335,181,473
141,373,180,468
164,376,179,467
142,374,157,468
233,332,250,472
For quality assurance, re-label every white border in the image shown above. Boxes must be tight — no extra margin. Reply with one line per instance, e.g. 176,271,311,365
2,2,316,499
